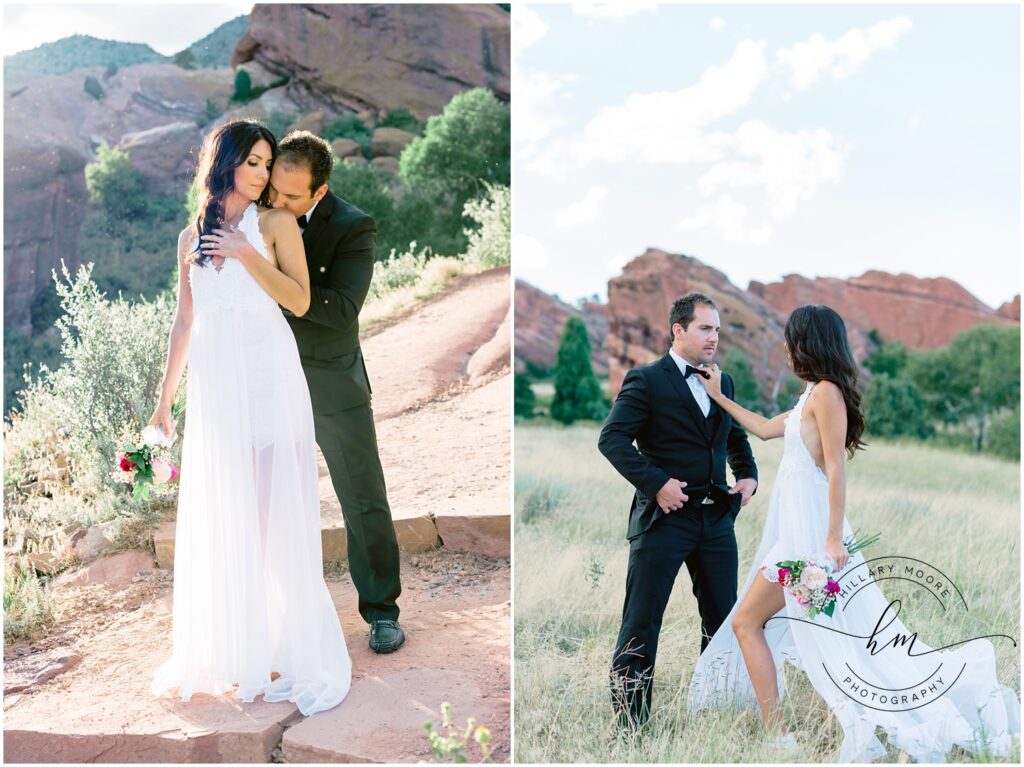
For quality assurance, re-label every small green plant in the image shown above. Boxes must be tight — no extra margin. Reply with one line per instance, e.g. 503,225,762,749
197,98,221,128
463,183,509,269
84,75,104,100
423,702,491,763
586,553,604,589
323,113,372,156
3,555,55,641
379,106,424,134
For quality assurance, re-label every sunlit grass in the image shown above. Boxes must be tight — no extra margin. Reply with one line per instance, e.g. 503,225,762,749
514,421,1020,762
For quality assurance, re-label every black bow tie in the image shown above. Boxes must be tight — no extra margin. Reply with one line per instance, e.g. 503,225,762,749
684,364,709,381
297,214,308,228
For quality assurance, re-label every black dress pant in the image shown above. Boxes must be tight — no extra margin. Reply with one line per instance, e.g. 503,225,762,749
610,504,739,726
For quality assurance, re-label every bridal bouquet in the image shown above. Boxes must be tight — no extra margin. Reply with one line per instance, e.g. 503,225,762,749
113,404,183,500
776,530,881,619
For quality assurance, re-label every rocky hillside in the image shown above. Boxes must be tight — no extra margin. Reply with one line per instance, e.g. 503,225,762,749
514,280,608,376
3,4,510,335
232,3,510,118
516,249,1019,398
3,35,165,86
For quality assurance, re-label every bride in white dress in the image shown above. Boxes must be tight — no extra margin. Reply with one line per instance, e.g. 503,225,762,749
687,305,1018,761
148,119,351,715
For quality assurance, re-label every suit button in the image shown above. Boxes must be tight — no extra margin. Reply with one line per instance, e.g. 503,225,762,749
319,266,326,272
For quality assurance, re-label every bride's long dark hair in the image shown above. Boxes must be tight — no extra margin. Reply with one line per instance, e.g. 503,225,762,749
189,119,277,267
784,304,866,458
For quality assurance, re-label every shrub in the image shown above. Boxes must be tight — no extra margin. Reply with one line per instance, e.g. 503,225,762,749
11,262,180,494
84,75,104,100
265,110,299,139
197,98,221,128
103,62,118,80
366,244,430,302
84,144,146,216
515,372,536,419
232,68,252,102
323,113,372,157
463,183,509,269
863,374,934,440
3,558,54,641
721,348,761,412
379,107,424,135
987,406,1020,460
172,49,197,70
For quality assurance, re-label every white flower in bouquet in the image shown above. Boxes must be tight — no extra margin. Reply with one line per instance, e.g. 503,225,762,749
141,424,176,448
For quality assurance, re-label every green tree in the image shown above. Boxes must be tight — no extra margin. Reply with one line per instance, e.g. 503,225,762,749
863,374,933,439
773,373,805,415
83,75,104,100
721,348,760,412
323,113,373,157
84,144,146,216
172,49,197,70
907,324,1020,452
514,372,536,420
379,107,424,135
232,68,252,102
863,337,909,378
550,317,606,424
103,62,118,80
399,88,510,252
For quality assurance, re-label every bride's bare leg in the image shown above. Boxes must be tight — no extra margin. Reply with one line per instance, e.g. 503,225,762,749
731,570,788,733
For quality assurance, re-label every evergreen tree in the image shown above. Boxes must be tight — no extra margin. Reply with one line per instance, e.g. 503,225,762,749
550,317,606,424
514,372,536,420
232,69,252,102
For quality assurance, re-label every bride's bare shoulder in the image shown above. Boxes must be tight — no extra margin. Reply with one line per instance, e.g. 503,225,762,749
177,225,198,260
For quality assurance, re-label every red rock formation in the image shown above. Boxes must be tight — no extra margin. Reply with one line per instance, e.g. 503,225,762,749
605,249,788,396
232,4,510,119
514,280,608,376
997,295,1020,321
750,271,1016,350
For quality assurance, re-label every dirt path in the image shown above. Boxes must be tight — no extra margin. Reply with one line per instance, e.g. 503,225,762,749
3,267,512,763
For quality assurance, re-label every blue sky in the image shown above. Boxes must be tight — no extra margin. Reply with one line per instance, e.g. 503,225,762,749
2,3,253,57
514,2,1020,309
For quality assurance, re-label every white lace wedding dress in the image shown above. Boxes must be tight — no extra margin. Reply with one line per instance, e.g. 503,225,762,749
688,383,1019,761
152,203,351,715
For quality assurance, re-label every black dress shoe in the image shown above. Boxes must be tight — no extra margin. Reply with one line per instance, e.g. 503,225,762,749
369,619,405,653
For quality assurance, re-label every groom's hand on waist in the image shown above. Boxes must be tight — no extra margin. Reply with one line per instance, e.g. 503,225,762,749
728,478,758,507
656,479,688,513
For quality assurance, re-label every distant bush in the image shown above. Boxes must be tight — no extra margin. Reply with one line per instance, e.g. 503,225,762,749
987,406,1020,460
379,107,423,135
463,183,509,269
172,49,197,70
83,75,104,100
863,374,934,440
366,244,430,302
197,98,221,128
721,349,761,412
265,110,300,140
323,114,372,157
232,69,252,102
84,144,146,215
103,62,118,80
515,372,537,420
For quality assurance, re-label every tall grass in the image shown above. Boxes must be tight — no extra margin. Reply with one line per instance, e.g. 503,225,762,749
514,422,1020,762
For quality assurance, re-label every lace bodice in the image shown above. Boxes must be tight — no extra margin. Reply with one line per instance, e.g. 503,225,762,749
778,382,827,483
189,203,276,317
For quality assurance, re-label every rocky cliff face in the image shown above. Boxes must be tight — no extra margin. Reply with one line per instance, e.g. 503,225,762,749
231,4,510,119
749,271,1016,350
3,64,231,331
605,250,788,395
514,280,608,376
997,295,1020,321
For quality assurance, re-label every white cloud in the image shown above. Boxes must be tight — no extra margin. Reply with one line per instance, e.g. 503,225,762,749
776,16,913,91
710,17,727,32
676,196,772,245
515,69,577,144
697,121,848,219
571,2,658,19
514,4,549,56
555,186,610,228
512,234,551,275
571,39,768,165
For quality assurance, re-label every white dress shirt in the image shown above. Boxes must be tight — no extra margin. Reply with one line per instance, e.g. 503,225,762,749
669,348,711,418
299,198,320,231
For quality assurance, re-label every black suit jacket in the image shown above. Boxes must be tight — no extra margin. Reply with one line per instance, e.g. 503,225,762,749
598,353,758,540
284,190,376,413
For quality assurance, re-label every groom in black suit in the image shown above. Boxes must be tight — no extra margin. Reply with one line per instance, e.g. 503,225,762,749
598,292,758,728
214,130,404,653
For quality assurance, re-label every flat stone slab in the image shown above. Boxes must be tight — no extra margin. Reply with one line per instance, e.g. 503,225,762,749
434,498,509,559
2,599,301,763
282,670,484,763
51,550,155,591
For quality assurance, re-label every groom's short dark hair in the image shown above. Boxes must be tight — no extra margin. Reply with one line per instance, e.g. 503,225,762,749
670,292,717,333
277,130,333,193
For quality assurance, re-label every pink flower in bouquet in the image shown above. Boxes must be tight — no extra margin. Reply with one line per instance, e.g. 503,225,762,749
778,567,792,583
825,579,841,595
118,451,137,472
151,459,179,484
